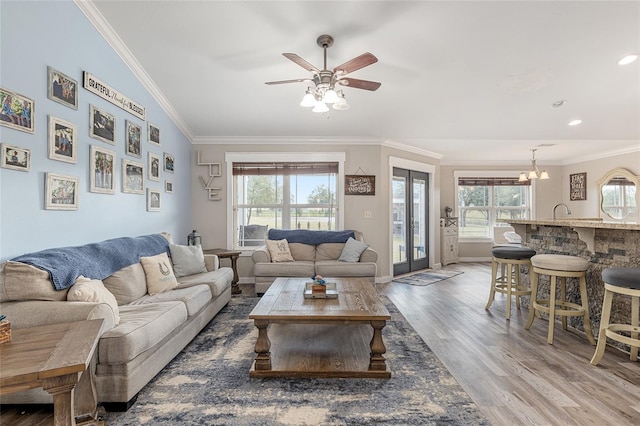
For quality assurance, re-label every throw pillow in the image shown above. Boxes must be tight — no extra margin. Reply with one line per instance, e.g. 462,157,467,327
169,244,208,278
266,239,294,262
338,237,369,262
140,252,179,295
67,276,120,324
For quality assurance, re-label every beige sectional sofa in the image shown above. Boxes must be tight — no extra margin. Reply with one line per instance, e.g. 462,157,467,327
0,233,233,410
252,229,377,294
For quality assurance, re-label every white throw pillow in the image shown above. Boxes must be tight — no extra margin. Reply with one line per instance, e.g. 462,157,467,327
67,276,120,324
140,252,179,295
338,237,369,262
169,244,208,278
266,239,294,262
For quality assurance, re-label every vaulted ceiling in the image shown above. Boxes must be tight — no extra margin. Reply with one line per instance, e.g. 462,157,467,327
87,1,639,164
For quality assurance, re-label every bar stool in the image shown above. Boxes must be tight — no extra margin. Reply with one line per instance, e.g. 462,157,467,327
486,246,536,320
525,254,596,345
591,267,640,365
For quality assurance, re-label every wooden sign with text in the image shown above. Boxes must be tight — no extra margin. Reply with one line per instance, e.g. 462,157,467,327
345,175,376,196
570,172,587,201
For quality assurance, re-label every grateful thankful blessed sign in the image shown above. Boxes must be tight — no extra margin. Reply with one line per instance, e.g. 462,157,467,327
83,72,145,120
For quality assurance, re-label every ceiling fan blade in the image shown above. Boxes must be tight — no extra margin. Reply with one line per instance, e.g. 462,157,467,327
337,78,381,91
333,52,378,75
265,78,313,85
282,53,320,73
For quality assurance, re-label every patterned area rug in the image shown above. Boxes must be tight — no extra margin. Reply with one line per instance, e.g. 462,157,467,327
106,296,487,425
393,269,463,286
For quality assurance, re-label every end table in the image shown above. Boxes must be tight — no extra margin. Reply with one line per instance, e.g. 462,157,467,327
203,248,242,295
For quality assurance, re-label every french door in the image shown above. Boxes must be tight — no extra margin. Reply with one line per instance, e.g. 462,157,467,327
393,168,429,276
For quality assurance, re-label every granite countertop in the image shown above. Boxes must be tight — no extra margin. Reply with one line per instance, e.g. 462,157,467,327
502,219,640,231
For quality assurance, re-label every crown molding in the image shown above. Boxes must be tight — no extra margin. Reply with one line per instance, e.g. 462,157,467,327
561,142,640,165
74,0,194,141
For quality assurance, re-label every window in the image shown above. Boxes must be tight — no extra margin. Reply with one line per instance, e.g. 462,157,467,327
455,173,531,239
232,161,339,249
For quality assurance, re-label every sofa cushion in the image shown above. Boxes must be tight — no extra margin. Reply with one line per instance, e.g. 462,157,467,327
338,237,369,262
315,260,377,278
140,253,179,295
67,276,120,324
266,239,294,262
315,243,345,261
0,261,68,302
103,263,148,305
128,285,211,317
176,269,233,298
253,261,315,277
289,243,316,261
169,244,207,277
99,301,187,365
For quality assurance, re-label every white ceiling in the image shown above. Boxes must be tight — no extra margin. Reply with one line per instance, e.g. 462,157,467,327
86,0,640,165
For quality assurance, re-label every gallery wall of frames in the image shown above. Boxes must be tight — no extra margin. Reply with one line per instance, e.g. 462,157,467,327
0,0,192,260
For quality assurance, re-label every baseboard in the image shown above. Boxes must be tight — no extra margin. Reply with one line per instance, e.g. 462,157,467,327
101,393,137,412
459,257,492,262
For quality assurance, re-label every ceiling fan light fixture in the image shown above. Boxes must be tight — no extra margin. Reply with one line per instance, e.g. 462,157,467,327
300,89,316,107
312,101,329,113
322,88,339,104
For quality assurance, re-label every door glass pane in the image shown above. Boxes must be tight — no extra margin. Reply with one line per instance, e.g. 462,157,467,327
413,178,426,260
392,176,407,263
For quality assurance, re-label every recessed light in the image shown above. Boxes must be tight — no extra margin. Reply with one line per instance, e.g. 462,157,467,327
552,100,567,108
568,119,582,126
618,54,638,65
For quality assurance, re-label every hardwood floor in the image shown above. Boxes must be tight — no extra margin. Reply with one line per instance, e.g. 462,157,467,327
380,262,640,426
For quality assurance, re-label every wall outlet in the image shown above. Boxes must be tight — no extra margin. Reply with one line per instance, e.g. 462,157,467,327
364,210,373,219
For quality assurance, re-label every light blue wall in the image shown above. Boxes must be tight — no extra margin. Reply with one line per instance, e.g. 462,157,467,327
0,1,192,260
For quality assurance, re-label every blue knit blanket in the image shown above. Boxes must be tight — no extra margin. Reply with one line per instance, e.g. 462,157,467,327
267,229,355,245
11,234,169,290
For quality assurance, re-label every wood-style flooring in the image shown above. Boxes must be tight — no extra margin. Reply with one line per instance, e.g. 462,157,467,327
380,262,640,425
2,262,638,425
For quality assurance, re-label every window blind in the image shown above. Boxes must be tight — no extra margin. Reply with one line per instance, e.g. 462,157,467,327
458,177,531,186
232,162,338,176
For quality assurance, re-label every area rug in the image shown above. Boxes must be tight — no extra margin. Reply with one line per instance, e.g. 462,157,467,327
393,269,463,286
105,296,487,425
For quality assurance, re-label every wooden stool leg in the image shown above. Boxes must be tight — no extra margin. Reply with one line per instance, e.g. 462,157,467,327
631,295,639,362
548,275,557,345
486,259,498,311
515,265,522,309
560,277,568,331
506,262,513,320
579,276,596,345
525,268,538,330
591,288,613,365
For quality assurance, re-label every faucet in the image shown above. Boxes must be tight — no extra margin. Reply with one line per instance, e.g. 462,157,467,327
552,203,572,220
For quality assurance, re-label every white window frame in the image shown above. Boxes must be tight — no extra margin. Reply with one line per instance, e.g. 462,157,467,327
225,152,346,250
454,170,534,242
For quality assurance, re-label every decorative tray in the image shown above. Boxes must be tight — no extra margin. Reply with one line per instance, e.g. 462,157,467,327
304,282,338,299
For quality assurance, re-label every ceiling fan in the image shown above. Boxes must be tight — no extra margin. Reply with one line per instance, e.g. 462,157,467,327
265,34,381,111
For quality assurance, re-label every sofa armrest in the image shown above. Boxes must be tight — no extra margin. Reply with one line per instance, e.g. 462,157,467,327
360,247,377,263
251,246,271,263
203,254,220,271
1,300,116,334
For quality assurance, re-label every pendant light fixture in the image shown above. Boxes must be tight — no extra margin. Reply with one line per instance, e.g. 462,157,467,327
519,149,549,182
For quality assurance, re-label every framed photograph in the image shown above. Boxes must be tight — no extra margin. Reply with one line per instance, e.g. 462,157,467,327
89,105,116,145
122,159,144,194
345,175,376,196
147,188,161,212
164,152,175,173
570,172,587,201
148,152,160,181
125,120,142,158
45,173,79,210
47,67,78,110
0,87,34,134
165,180,173,193
48,115,77,164
148,122,160,145
90,145,116,194
1,144,30,172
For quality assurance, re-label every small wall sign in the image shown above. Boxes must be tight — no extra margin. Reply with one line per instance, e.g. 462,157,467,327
83,72,145,120
345,175,376,196
570,172,587,201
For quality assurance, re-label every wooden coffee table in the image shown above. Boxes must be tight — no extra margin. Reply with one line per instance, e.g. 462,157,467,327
0,320,103,426
248,277,391,378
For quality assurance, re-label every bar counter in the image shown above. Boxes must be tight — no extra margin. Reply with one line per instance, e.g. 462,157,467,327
502,219,639,354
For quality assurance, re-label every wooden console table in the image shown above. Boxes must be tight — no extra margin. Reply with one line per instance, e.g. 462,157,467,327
0,320,103,426
204,248,242,294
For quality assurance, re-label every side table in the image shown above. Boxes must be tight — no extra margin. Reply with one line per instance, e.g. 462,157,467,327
0,319,103,426
204,248,242,295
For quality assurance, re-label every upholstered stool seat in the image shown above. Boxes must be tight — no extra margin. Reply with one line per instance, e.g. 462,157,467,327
525,254,596,345
591,267,640,365
486,246,536,320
